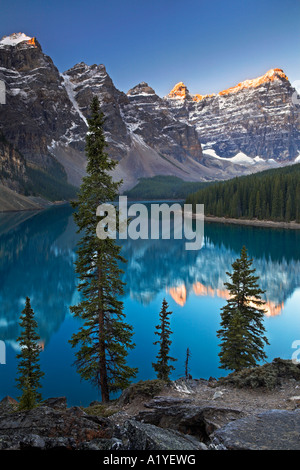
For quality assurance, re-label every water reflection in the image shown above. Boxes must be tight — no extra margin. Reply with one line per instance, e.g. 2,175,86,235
0,205,299,350
0,205,79,349
121,224,300,315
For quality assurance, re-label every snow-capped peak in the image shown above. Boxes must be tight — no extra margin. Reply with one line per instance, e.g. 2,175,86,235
0,32,36,47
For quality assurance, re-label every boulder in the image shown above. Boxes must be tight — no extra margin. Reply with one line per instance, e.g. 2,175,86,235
77,438,120,451
0,405,112,450
0,396,19,416
144,396,193,408
138,400,243,441
212,409,300,450
42,397,67,410
122,419,207,451
172,378,206,394
0,396,18,405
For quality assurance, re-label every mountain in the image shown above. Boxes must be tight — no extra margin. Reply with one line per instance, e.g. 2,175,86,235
166,68,300,163
61,64,210,190
0,133,27,193
0,33,86,191
0,32,299,204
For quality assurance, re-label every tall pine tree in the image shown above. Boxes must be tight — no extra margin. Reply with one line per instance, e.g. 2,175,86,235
152,299,177,381
16,297,44,409
217,246,269,371
69,97,137,402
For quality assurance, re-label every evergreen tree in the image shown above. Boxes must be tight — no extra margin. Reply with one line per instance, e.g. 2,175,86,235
152,299,177,381
69,97,137,402
286,194,292,222
18,377,37,411
186,163,300,223
16,297,44,409
217,246,269,371
255,191,261,219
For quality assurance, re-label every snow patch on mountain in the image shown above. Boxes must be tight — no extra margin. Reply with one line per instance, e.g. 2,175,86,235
61,74,88,126
0,33,32,46
203,146,281,168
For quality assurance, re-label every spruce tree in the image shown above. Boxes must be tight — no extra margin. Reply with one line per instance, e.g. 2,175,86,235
69,97,137,402
217,246,269,371
152,299,177,381
186,163,300,223
18,377,37,411
16,297,44,409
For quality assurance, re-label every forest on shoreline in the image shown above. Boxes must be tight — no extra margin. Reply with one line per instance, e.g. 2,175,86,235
186,164,300,223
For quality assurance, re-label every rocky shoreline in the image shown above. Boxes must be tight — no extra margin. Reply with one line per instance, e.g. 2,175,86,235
204,215,300,230
1,359,300,451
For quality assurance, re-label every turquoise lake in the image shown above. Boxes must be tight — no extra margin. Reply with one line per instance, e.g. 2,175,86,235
0,204,299,406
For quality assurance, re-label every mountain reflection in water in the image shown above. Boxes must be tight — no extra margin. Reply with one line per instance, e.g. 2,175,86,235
0,204,299,404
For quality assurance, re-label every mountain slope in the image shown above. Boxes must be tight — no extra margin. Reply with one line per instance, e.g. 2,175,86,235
0,183,43,211
0,32,299,204
165,69,300,162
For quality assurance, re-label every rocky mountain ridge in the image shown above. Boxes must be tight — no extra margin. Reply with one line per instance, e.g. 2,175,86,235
166,68,300,162
0,32,299,201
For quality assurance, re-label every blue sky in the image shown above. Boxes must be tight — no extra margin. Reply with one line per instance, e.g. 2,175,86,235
0,0,299,97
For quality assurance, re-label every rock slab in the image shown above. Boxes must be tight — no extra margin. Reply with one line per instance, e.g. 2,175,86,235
213,409,300,450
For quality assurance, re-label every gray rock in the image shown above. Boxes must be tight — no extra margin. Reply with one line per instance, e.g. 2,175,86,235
0,404,112,450
44,437,77,450
137,403,243,440
19,434,46,450
213,409,300,450
122,419,207,450
172,378,205,394
144,396,193,408
212,391,224,400
127,82,156,96
77,439,115,450
0,396,19,416
0,396,18,405
42,397,67,409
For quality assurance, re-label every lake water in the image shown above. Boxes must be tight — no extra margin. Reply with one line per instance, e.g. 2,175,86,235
0,204,299,406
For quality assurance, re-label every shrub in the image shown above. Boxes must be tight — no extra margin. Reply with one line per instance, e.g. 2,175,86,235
118,379,167,404
218,358,300,390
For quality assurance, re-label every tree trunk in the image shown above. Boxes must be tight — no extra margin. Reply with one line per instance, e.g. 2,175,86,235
98,261,109,402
